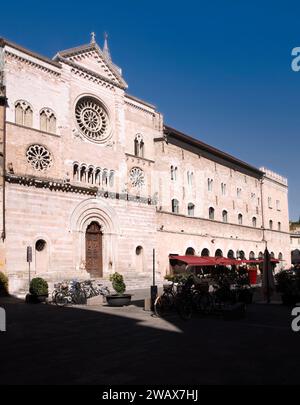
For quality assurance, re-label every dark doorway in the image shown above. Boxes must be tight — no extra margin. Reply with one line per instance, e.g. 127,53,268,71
85,221,103,278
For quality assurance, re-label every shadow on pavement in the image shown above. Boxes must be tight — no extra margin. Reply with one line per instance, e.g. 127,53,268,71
0,295,298,385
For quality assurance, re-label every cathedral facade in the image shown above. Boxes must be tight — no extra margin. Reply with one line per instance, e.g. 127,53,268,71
0,36,290,293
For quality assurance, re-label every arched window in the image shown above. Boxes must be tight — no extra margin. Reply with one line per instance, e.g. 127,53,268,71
80,165,87,182
252,217,257,227
222,210,228,223
102,169,108,187
270,251,275,259
40,108,56,134
95,168,101,185
249,251,255,260
73,163,79,181
109,171,115,187
278,252,283,260
209,207,215,220
278,222,281,231
208,178,213,191
269,220,273,230
87,167,94,184
258,251,264,260
215,249,223,257
227,250,235,259
238,213,243,225
187,203,195,216
15,100,33,127
171,199,179,214
238,250,245,260
134,134,144,157
185,247,195,256
201,248,210,257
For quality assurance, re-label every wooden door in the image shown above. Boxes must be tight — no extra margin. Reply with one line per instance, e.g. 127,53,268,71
85,222,103,278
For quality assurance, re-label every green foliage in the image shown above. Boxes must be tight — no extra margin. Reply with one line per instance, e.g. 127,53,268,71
109,272,126,295
29,277,48,296
0,271,9,296
164,273,190,283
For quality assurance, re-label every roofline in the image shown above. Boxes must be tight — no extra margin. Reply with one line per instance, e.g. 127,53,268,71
125,93,156,110
55,55,127,90
0,37,61,69
55,41,128,88
163,125,264,177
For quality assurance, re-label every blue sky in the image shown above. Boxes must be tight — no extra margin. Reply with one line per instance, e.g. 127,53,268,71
2,0,300,220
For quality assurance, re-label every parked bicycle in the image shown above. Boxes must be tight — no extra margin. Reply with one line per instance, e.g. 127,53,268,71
53,280,87,306
52,279,110,306
80,280,110,299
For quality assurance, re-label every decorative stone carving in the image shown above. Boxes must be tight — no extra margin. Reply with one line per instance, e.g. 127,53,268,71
129,167,145,188
75,97,110,143
26,145,52,171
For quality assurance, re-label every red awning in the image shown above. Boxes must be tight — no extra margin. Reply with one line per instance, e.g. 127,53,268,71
169,255,241,267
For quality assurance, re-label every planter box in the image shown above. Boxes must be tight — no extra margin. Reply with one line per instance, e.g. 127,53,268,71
25,293,48,304
106,294,132,307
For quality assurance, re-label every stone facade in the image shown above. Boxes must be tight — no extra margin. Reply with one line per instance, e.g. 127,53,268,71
0,36,291,293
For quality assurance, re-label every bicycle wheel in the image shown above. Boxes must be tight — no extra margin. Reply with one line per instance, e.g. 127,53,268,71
54,292,68,307
154,295,172,317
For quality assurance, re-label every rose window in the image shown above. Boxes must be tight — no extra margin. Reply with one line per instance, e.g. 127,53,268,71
75,97,110,142
26,145,52,171
130,167,145,188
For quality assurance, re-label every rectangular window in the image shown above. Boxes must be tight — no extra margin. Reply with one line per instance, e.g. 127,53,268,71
268,197,272,208
276,200,280,211
221,183,226,196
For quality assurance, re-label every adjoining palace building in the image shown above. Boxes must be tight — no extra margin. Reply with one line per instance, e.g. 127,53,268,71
0,35,290,293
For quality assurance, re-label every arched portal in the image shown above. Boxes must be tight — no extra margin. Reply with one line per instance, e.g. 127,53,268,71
185,247,195,256
201,248,210,257
227,250,235,259
85,221,103,277
70,198,119,277
215,249,223,257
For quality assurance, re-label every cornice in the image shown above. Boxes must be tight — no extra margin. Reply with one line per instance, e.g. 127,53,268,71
5,173,157,205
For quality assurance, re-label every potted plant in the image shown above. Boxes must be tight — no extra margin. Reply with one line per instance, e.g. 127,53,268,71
0,272,9,296
106,272,132,306
26,277,49,304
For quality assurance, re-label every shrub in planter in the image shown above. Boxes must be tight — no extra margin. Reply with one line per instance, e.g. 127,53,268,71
0,272,9,296
107,272,131,306
26,277,49,303
109,272,126,295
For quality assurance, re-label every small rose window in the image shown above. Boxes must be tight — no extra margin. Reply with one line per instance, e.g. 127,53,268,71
26,145,52,171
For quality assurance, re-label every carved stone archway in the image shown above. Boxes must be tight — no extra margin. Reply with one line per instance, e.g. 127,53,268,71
70,198,119,277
